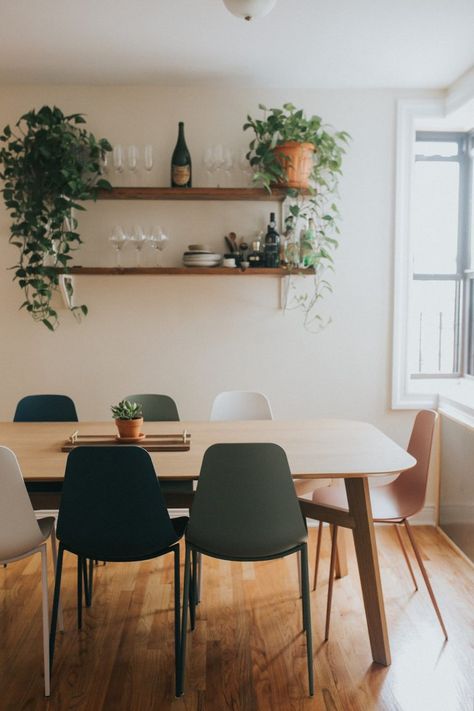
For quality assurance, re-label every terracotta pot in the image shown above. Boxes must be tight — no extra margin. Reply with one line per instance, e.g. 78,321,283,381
115,417,143,440
272,141,315,189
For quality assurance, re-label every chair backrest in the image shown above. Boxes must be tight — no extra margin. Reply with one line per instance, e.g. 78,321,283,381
393,410,438,517
187,443,307,559
210,391,273,421
14,394,78,422
125,394,180,422
57,446,179,560
0,447,46,561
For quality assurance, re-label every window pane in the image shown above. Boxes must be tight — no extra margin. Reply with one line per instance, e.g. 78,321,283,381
415,141,459,158
408,280,458,375
412,161,459,274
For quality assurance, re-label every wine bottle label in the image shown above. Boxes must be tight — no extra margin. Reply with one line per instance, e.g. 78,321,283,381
172,164,191,186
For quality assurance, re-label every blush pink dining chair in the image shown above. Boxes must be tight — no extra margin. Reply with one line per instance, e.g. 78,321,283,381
300,410,448,640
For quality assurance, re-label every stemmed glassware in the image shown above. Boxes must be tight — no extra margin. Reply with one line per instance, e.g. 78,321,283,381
239,148,253,186
148,226,168,266
203,147,216,186
110,225,127,267
144,145,153,173
113,145,124,175
127,145,139,177
130,225,147,266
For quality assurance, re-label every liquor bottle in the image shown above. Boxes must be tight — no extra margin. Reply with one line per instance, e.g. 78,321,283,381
171,122,192,188
264,212,280,268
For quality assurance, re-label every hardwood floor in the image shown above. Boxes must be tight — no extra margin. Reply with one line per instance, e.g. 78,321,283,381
1,526,473,711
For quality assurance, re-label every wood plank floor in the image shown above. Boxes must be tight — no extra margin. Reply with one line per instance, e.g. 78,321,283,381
1,526,473,711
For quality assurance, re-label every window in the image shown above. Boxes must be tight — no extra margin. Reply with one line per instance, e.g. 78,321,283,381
407,131,473,380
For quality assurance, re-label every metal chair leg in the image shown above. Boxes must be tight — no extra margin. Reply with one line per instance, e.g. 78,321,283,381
190,549,197,631
394,524,418,591
196,551,202,605
77,556,83,630
173,546,181,697
49,544,64,667
177,544,191,697
40,545,50,697
403,520,448,640
313,521,323,591
325,525,338,641
300,543,314,696
82,558,94,607
49,526,64,632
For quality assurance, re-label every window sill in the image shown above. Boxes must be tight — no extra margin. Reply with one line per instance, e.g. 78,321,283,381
401,377,474,428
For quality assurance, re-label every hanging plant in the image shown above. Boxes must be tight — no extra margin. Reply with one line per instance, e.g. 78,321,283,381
244,103,350,330
0,106,112,330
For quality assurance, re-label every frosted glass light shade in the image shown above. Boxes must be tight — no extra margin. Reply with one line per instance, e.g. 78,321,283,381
223,0,277,21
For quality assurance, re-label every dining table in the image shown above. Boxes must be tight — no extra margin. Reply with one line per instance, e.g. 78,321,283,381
0,418,416,669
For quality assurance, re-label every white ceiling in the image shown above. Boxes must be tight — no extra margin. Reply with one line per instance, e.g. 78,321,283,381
0,0,472,89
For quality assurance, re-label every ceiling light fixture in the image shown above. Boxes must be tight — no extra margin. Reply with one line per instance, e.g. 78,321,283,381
222,0,277,21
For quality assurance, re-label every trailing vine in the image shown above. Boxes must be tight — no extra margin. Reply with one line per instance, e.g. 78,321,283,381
0,106,111,330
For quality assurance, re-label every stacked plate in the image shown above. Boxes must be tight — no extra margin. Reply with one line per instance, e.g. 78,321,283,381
183,244,222,268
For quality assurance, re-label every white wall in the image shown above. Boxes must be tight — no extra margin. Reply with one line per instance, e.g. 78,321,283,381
0,85,440,513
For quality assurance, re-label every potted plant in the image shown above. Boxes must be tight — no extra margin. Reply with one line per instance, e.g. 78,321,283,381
243,103,350,330
0,105,112,330
111,400,144,440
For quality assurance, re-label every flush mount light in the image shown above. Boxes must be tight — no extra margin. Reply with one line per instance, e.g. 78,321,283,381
223,0,277,21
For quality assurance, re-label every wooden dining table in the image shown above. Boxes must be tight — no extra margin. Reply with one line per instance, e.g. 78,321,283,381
0,418,415,669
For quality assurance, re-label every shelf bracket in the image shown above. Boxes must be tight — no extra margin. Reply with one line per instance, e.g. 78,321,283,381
59,274,75,309
280,275,290,310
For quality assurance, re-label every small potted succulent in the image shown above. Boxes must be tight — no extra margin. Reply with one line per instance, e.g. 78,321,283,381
111,400,143,440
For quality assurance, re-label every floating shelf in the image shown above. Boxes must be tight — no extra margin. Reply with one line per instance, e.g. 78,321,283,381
66,267,313,276
96,187,288,202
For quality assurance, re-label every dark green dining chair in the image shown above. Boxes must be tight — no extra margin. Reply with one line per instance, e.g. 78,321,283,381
177,443,314,697
125,393,180,421
49,446,187,696
14,394,78,422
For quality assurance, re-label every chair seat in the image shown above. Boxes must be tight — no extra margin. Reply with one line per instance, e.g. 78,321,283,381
303,482,408,522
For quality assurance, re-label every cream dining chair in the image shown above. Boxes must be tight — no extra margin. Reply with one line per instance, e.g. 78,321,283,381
0,446,63,696
300,410,448,640
210,390,273,421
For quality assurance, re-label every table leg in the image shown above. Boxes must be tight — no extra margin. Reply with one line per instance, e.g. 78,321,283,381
344,477,391,666
333,526,349,578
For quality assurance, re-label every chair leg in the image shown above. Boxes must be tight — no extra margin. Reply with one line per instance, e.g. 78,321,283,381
40,545,50,697
300,543,314,696
313,521,323,591
196,552,202,605
77,556,83,630
325,525,338,641
49,527,64,632
82,559,93,608
190,550,197,631
297,549,302,598
177,544,191,697
173,546,181,697
403,520,448,640
49,544,64,668
394,524,418,591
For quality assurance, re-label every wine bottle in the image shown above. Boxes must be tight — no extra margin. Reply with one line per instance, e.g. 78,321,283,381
264,212,280,268
171,122,192,188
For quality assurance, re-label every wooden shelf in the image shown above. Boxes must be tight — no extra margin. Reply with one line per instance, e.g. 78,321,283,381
66,267,313,276
96,187,288,202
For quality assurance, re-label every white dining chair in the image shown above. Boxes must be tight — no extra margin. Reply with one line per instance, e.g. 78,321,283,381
210,390,274,421
0,446,63,697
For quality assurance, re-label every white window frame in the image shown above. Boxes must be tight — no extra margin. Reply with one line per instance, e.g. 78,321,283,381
392,72,474,411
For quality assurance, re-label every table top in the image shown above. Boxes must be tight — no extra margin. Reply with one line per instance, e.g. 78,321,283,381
0,420,416,482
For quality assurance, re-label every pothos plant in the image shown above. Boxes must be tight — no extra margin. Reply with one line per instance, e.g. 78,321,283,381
244,103,350,331
0,106,112,330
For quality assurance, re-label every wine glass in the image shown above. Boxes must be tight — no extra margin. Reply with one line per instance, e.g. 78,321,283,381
100,150,110,176
213,144,225,187
127,145,139,184
203,147,216,187
130,225,147,266
113,145,124,174
239,148,253,186
109,225,127,267
223,147,234,186
144,145,153,173
148,226,169,266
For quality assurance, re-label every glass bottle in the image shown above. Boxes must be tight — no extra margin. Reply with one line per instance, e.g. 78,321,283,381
171,122,192,187
264,212,280,268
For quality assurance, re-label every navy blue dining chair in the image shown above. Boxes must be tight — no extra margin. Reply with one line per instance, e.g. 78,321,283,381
49,446,187,696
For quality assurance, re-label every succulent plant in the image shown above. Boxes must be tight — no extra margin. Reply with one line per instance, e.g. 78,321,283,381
111,400,143,420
